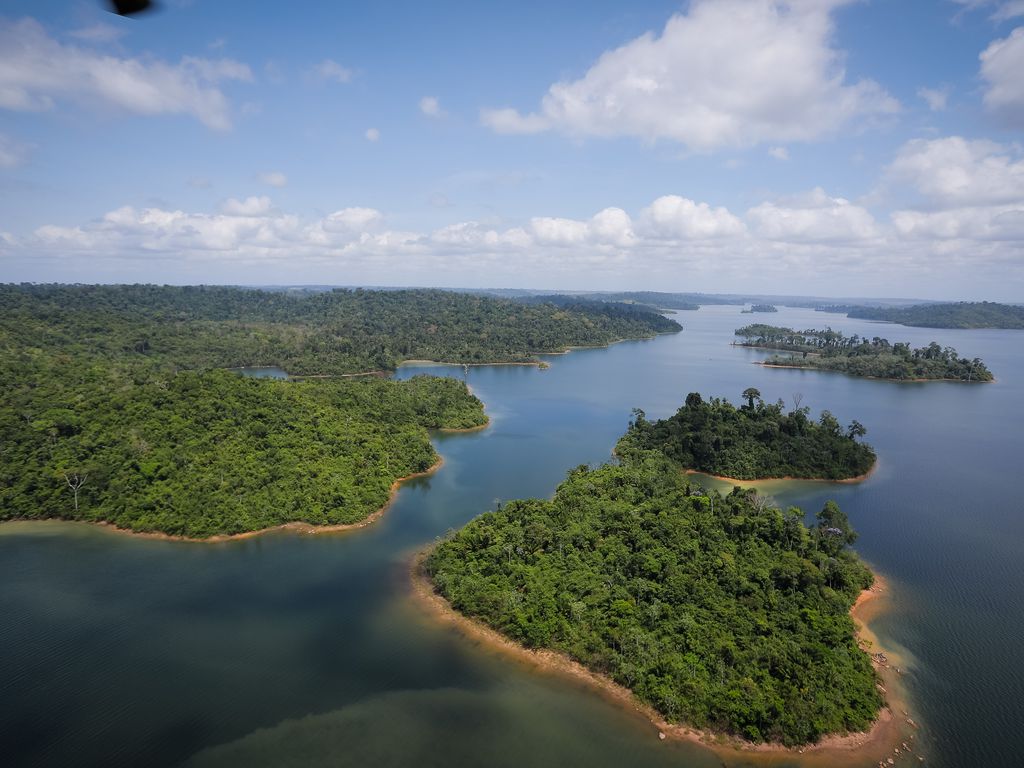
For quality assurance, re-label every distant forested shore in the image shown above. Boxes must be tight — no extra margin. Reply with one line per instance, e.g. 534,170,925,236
817,301,1024,329
734,324,993,382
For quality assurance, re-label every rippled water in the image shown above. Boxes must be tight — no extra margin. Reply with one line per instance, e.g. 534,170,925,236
2,306,1022,768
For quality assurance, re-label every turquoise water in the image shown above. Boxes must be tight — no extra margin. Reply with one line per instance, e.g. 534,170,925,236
2,306,1022,767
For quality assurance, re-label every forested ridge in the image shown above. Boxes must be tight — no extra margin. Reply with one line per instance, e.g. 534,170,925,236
822,301,1024,329
0,284,680,374
617,391,876,480
734,324,993,381
426,450,880,745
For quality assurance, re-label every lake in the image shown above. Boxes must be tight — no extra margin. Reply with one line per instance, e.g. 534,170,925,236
1,305,1021,768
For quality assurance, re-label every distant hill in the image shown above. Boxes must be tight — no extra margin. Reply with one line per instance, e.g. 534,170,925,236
842,302,1024,329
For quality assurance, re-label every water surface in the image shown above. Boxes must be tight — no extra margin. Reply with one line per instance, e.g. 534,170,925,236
2,306,1022,768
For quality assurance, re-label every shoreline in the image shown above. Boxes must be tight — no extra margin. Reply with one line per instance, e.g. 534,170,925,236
6,456,448,544
410,553,911,764
684,457,878,486
756,361,993,384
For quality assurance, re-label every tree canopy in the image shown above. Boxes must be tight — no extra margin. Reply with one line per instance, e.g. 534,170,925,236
426,450,880,746
617,392,876,480
827,301,1024,329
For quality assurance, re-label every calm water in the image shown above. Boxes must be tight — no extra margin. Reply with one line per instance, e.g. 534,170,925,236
2,306,1022,768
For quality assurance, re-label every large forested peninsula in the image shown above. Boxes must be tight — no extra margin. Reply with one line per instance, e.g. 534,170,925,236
0,284,678,538
827,301,1024,329
735,324,993,382
0,366,485,538
617,392,876,480
424,451,881,746
0,284,680,374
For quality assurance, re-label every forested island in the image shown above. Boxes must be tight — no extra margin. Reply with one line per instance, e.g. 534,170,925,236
742,304,778,314
617,391,876,481
845,301,1024,329
734,324,993,382
0,284,678,538
423,448,881,746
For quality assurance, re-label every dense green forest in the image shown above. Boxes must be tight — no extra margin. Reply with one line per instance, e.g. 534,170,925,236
734,324,993,381
843,301,1024,329
425,451,880,745
617,392,876,480
0,284,680,375
742,304,778,314
0,362,485,538
0,284,680,537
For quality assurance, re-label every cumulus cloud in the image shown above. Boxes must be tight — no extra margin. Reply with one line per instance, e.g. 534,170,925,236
313,59,353,83
481,0,898,150
258,171,288,188
746,188,878,242
641,196,746,239
980,27,1024,126
886,137,1024,208
768,146,790,161
419,96,444,117
221,196,274,217
364,127,380,142
0,17,252,130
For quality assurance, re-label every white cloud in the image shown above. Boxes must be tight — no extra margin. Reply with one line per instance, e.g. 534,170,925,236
0,133,30,168
258,171,288,188
221,196,274,217
917,86,949,112
953,1,1024,20
313,59,353,84
641,195,746,239
746,188,878,242
365,127,380,142
419,96,445,117
980,27,1024,126
0,18,251,130
322,207,382,232
768,146,790,161
892,205,1024,241
887,137,1024,208
480,0,898,150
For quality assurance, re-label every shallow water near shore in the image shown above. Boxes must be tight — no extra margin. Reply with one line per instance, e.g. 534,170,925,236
2,306,1022,768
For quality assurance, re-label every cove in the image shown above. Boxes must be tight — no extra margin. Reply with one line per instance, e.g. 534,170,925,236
2,306,1023,768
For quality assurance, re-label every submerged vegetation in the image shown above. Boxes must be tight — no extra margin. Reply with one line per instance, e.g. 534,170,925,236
618,391,876,480
425,448,880,745
734,324,993,381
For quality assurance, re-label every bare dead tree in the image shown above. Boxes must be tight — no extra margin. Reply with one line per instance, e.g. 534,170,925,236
63,472,87,513
792,392,804,410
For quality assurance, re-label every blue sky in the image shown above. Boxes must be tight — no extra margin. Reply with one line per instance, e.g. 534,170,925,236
1,0,1023,300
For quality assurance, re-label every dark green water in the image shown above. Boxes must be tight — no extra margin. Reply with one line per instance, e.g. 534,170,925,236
2,306,1022,768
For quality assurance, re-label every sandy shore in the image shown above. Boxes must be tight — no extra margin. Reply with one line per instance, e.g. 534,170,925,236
30,456,449,544
685,458,878,486
411,553,913,765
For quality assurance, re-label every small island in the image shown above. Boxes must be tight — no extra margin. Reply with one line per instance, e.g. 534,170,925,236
742,304,778,314
734,324,993,382
618,390,876,481
423,448,882,746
